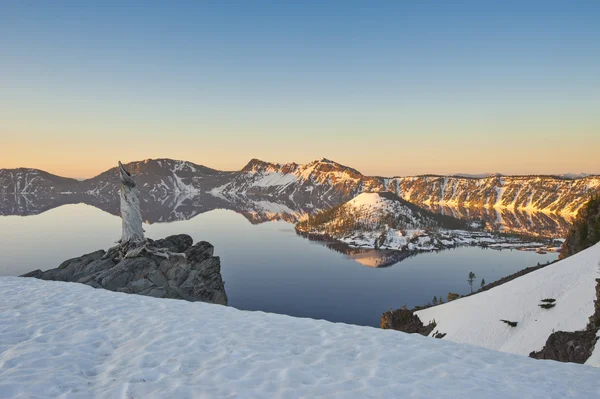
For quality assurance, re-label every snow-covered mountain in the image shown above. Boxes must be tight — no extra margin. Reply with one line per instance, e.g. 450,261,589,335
210,158,382,203
78,159,233,197
412,241,600,365
0,168,79,196
2,158,599,217
296,192,548,252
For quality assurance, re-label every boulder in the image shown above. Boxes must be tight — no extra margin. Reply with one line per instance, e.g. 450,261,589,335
152,234,194,253
529,331,599,364
380,308,436,336
21,234,228,306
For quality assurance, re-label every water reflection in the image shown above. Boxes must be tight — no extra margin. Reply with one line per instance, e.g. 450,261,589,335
1,192,571,239
0,205,560,326
418,203,572,239
303,236,418,267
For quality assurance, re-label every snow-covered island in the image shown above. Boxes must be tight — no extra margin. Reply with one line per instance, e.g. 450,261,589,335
296,192,557,252
1,276,600,398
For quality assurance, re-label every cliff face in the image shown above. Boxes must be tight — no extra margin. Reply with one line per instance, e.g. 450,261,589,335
559,196,600,259
387,175,600,215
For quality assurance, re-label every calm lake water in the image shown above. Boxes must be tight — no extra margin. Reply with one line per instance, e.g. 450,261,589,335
0,203,558,327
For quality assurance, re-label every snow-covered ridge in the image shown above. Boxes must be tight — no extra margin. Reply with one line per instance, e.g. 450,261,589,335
414,241,600,366
388,174,600,215
2,158,599,216
1,277,599,398
0,168,78,195
210,158,381,202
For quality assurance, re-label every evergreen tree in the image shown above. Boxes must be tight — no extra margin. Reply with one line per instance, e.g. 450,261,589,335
468,271,476,293
480,278,485,289
432,296,438,305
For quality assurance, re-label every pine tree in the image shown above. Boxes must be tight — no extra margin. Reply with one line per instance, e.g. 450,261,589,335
480,278,485,289
468,271,476,293
432,296,438,305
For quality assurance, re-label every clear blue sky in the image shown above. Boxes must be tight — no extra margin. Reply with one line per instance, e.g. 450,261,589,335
1,1,599,177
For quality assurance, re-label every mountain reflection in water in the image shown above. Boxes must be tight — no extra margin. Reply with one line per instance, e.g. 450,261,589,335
1,192,572,238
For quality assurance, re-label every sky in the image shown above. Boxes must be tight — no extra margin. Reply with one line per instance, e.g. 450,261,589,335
1,1,599,178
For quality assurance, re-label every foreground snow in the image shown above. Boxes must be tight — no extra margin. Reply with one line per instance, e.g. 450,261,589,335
1,279,600,398
416,242,600,365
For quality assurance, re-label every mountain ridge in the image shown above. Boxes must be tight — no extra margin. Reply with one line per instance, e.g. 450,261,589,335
2,157,599,216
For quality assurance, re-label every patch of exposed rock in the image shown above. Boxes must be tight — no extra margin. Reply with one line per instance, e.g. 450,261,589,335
560,195,600,259
529,331,599,364
380,308,436,336
529,278,600,364
21,234,227,305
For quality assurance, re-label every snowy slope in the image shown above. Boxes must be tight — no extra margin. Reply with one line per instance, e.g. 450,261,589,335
415,242,600,361
1,278,600,398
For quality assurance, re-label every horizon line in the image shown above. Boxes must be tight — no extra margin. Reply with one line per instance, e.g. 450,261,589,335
1,157,598,181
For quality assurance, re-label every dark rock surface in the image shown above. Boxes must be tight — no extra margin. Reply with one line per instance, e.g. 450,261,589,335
560,196,600,259
529,279,600,364
529,331,599,364
380,308,436,336
21,234,228,305
589,278,600,330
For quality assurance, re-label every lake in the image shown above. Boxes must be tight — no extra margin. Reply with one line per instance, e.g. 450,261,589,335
0,200,560,327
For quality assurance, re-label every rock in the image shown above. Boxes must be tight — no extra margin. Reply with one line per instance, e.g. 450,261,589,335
21,269,43,278
588,278,600,330
529,331,599,364
103,269,132,291
193,256,221,276
152,234,193,253
560,197,600,259
380,308,436,336
146,287,167,298
72,258,116,281
21,235,228,306
130,278,153,293
185,241,214,263
30,250,109,282
147,270,167,287
57,250,105,270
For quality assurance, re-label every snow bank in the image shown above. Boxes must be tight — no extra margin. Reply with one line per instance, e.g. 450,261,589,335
416,242,600,361
1,278,600,398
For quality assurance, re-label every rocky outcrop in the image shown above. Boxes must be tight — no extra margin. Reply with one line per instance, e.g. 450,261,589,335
380,308,436,336
589,278,600,330
529,331,598,364
528,278,600,364
21,234,227,305
559,196,600,259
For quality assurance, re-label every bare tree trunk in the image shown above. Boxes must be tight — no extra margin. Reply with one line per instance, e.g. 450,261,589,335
118,162,145,255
